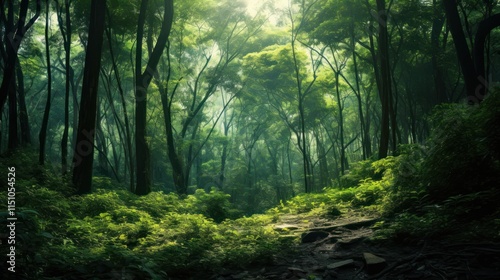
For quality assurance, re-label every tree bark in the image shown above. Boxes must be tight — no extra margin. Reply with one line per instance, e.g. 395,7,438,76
376,0,391,159
72,0,106,194
104,17,134,192
135,0,174,195
0,0,41,113
55,0,72,174
39,0,52,165
16,58,31,146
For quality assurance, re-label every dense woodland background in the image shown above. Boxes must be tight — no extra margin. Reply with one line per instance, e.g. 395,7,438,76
1,0,500,279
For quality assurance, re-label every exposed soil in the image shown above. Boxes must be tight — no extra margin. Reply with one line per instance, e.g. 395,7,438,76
208,212,500,280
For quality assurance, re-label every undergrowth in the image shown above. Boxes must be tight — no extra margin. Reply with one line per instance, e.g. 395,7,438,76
0,157,289,279
1,92,499,279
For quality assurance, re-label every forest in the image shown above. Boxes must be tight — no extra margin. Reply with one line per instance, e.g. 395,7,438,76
0,0,499,279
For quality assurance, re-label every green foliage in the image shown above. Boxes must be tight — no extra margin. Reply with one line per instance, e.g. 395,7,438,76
374,92,500,241
271,157,398,217
373,211,451,241
184,188,233,222
71,189,128,218
423,93,500,201
338,160,375,188
0,167,287,279
131,191,183,218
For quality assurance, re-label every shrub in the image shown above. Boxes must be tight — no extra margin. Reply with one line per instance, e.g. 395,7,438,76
423,93,500,201
71,189,127,218
184,188,233,222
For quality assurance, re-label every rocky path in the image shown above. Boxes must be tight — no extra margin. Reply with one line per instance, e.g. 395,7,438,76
210,212,500,280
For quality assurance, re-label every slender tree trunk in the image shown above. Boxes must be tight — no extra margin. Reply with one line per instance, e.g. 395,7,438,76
135,0,174,195
39,0,52,164
57,0,72,174
291,33,312,193
72,0,106,194
335,71,347,175
376,0,391,159
219,114,231,190
16,58,30,146
105,19,134,192
0,0,41,112
95,106,108,176
8,76,18,150
162,89,187,194
431,0,447,103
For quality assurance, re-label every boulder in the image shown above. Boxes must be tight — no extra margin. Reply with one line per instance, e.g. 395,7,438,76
327,259,355,269
301,231,329,243
363,252,387,274
274,224,300,231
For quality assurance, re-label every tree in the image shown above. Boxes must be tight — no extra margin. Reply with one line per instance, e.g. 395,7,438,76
157,0,258,195
443,0,500,103
39,0,52,165
72,0,106,194
0,0,41,151
375,0,392,159
134,0,174,195
54,0,73,174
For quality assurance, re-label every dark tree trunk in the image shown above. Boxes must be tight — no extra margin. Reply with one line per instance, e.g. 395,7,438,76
135,0,174,195
376,0,391,159
39,0,52,164
162,90,187,194
431,0,447,103
96,106,108,176
72,0,106,194
0,0,41,112
442,0,500,103
8,77,17,150
57,0,72,174
472,13,500,98
105,19,134,192
16,58,30,146
443,0,476,100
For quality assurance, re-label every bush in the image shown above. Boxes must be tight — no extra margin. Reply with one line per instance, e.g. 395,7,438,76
423,92,500,201
338,160,375,188
184,188,234,222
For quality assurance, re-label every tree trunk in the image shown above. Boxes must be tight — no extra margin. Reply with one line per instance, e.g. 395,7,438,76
135,0,174,195
39,0,52,165
335,71,347,175
376,0,391,159
57,0,72,174
431,0,447,103
0,0,41,113
72,0,106,194
8,76,18,150
105,21,134,192
16,58,31,146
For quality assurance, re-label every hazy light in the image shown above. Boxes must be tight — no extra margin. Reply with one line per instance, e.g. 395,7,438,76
244,0,290,17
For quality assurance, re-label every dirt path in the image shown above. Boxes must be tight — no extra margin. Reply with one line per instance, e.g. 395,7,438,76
210,212,500,280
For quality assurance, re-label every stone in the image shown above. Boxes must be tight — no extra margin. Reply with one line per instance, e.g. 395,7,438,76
327,259,355,269
274,224,300,231
301,231,329,243
288,267,306,273
363,252,387,274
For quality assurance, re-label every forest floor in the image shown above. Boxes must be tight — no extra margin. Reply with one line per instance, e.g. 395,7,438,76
207,211,500,280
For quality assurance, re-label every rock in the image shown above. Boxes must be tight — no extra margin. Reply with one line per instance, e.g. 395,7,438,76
301,231,329,243
274,224,300,231
363,252,387,274
288,267,306,273
309,218,380,232
327,259,355,269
